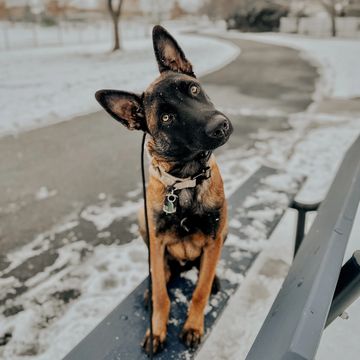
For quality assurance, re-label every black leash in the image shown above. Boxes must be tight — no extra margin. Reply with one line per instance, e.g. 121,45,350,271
141,132,154,359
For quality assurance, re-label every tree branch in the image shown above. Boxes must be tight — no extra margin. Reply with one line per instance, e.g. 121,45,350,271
319,0,336,16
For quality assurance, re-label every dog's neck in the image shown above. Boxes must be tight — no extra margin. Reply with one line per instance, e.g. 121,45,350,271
147,138,211,179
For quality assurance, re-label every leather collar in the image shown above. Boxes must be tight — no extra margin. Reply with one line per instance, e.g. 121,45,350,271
150,162,212,191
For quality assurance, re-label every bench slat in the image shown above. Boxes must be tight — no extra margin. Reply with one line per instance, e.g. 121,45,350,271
246,136,360,360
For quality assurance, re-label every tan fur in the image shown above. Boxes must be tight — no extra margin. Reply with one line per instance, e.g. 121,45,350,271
140,152,228,350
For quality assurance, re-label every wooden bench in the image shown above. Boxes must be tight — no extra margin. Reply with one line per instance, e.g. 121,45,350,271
64,166,304,360
246,135,360,360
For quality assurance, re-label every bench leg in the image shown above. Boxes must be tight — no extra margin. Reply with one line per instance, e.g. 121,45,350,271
294,208,306,257
291,200,321,258
326,251,360,327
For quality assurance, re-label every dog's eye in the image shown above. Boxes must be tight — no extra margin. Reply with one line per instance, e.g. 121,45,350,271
190,85,200,96
161,114,174,122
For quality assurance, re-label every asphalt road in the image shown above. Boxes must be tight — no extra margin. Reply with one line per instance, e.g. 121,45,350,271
0,37,317,273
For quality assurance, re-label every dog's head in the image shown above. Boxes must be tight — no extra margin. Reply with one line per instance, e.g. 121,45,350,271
96,25,232,161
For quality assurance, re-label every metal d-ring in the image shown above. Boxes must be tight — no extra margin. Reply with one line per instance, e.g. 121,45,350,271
180,217,190,232
167,194,177,203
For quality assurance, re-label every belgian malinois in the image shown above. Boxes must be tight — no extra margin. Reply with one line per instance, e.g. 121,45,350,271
95,25,233,354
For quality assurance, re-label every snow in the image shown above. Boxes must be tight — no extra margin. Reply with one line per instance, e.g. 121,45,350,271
80,199,142,231
35,186,57,201
1,26,360,360
0,27,239,137
0,237,148,359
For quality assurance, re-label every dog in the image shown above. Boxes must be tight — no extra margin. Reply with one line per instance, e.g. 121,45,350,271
95,25,233,354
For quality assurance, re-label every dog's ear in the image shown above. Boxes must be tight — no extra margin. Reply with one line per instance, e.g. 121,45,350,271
152,25,195,77
95,90,146,131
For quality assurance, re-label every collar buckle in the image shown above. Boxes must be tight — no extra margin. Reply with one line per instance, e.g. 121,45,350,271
151,162,212,192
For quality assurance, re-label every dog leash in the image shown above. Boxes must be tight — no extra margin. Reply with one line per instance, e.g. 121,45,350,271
141,132,154,359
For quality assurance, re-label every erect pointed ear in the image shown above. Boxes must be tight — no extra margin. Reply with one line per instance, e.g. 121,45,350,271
95,90,146,131
152,25,195,77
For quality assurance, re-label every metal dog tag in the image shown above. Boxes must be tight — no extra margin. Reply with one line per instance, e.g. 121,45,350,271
163,191,178,214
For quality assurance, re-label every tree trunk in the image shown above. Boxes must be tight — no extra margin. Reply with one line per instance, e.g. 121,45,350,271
112,16,120,50
108,0,123,52
320,0,337,37
330,12,336,37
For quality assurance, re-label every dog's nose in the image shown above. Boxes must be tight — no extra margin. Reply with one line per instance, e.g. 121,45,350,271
206,114,231,139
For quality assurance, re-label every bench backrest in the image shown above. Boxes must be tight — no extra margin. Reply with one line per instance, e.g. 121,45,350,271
246,135,360,360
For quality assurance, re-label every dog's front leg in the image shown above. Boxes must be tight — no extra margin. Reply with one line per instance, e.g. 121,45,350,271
181,238,222,347
142,233,170,354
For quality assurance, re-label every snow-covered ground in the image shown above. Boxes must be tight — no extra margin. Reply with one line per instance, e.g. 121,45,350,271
0,26,239,136
1,28,360,360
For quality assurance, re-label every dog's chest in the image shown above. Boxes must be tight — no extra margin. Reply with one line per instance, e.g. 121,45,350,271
154,187,221,239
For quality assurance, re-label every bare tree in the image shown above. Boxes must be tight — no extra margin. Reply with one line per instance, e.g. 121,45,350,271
108,0,123,51
320,0,337,36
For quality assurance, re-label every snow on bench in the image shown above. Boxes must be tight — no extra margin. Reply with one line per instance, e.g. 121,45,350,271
64,166,304,360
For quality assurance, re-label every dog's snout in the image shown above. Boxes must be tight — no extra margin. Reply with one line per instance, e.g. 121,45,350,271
206,114,231,139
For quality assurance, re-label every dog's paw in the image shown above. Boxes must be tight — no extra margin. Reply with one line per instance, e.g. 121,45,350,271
181,327,203,348
141,330,165,355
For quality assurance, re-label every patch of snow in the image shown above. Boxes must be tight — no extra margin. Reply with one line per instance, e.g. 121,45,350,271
174,289,188,304
246,208,276,223
218,106,287,118
97,192,107,201
180,268,198,285
35,186,57,201
0,239,148,360
0,216,79,277
80,199,141,231
229,218,242,229
261,173,301,194
126,187,142,199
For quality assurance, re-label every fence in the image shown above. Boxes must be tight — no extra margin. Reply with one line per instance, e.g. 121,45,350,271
0,20,150,50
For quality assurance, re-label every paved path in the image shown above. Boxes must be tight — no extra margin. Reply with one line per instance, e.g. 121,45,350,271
0,37,317,297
